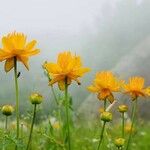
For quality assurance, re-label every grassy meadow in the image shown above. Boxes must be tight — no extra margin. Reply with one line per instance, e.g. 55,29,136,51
0,32,150,150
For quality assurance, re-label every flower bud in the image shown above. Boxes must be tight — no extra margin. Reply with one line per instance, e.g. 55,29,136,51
101,111,112,122
118,105,128,113
30,93,43,105
2,105,14,116
114,138,125,148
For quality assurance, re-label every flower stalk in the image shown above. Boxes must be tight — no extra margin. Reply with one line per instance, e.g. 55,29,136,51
118,104,128,138
51,86,59,105
104,100,107,111
65,78,71,150
5,116,8,130
122,112,125,138
14,57,20,139
97,100,111,150
26,104,37,150
126,99,137,150
97,121,106,150
21,123,24,139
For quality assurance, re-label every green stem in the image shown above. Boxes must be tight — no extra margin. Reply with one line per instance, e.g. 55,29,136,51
5,116,8,131
50,86,62,138
51,86,59,105
26,104,37,150
14,57,19,150
104,100,107,111
21,123,23,139
126,100,137,150
43,133,65,148
58,106,63,138
65,79,71,150
97,121,106,150
3,116,8,150
122,113,125,138
97,100,107,150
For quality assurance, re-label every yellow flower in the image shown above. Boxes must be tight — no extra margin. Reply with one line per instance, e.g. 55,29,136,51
123,77,150,100
0,32,40,72
1,105,14,116
101,111,112,122
125,123,135,133
88,71,123,103
52,121,60,130
118,105,128,113
43,51,90,90
30,93,43,105
114,138,125,148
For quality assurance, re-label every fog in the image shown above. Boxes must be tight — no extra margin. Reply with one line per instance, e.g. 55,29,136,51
0,0,150,116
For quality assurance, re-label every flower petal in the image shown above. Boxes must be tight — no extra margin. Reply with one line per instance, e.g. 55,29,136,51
58,80,65,91
18,56,29,70
98,90,110,100
87,85,99,92
144,87,150,96
0,49,14,61
25,40,37,50
21,49,40,56
49,75,65,85
74,67,90,77
4,58,14,72
44,63,62,74
2,37,14,50
107,93,115,103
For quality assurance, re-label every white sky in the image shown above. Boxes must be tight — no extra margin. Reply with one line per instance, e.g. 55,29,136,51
0,0,117,35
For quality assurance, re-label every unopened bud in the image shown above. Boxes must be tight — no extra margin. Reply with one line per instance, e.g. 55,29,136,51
101,111,112,122
118,105,128,113
114,138,125,148
2,105,14,116
30,93,43,105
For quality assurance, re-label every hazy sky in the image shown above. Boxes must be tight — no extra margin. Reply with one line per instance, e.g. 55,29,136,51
0,0,124,35
0,0,95,33
0,0,149,109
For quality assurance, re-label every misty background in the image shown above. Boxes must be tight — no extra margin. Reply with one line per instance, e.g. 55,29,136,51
0,0,150,119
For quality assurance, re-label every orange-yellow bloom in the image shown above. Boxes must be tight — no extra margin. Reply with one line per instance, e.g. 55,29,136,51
43,51,90,90
0,32,40,72
88,71,123,103
125,123,135,133
52,121,60,130
123,76,150,100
